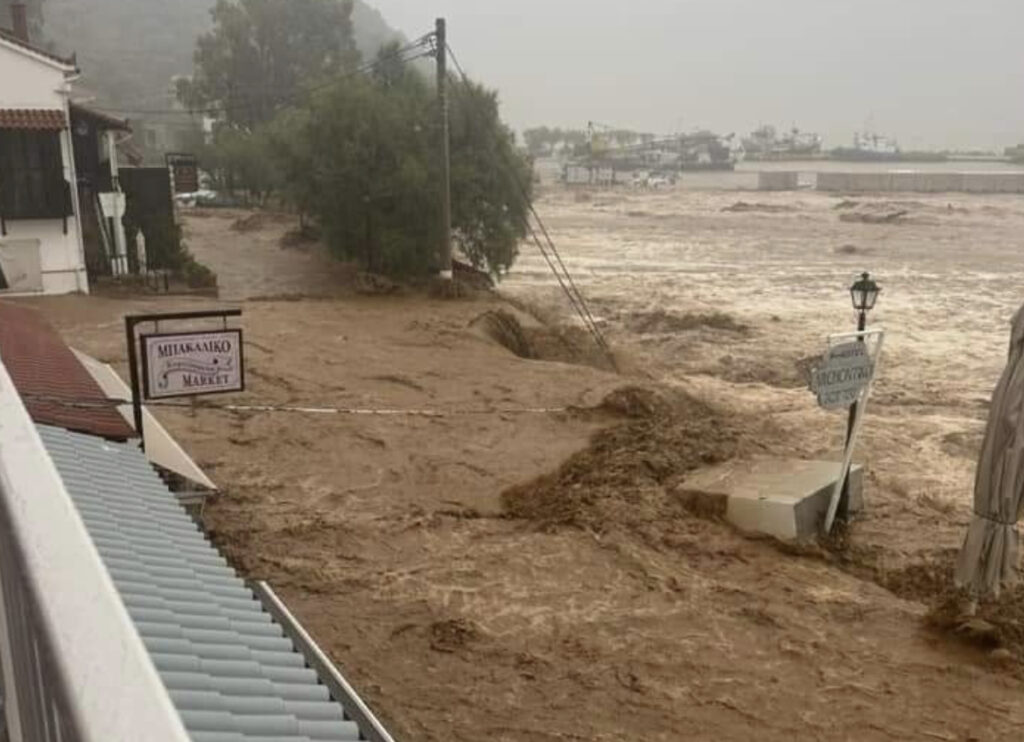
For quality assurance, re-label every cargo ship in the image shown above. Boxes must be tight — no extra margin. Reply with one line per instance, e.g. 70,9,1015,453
830,131,948,163
742,125,822,161
676,130,738,171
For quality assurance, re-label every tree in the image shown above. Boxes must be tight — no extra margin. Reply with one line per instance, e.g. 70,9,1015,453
269,46,531,278
448,78,532,276
177,0,358,129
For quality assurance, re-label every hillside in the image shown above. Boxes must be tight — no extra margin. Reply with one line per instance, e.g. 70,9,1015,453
36,0,406,111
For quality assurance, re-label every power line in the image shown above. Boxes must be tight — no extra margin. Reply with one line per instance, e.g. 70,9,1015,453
90,33,436,118
443,42,615,368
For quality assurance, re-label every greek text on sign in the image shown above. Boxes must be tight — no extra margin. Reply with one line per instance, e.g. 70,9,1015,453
812,341,874,410
141,330,245,399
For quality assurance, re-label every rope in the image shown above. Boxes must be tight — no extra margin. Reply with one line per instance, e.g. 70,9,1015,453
22,393,569,418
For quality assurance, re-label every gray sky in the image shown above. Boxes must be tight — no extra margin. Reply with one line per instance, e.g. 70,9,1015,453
371,0,1023,150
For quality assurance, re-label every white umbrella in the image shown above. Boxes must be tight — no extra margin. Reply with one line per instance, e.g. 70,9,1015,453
955,304,1024,599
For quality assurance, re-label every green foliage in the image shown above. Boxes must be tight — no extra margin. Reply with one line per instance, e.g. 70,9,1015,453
174,7,530,279
175,0,359,199
207,125,279,200
181,252,218,288
178,0,358,129
271,52,436,275
266,48,532,279
448,78,532,276
125,217,216,288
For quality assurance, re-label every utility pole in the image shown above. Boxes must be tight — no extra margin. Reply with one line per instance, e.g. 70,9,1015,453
435,17,453,280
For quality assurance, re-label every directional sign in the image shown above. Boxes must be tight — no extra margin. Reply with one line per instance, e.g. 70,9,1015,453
812,341,874,410
813,328,886,535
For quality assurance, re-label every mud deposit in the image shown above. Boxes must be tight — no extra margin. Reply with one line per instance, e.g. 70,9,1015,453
503,387,742,532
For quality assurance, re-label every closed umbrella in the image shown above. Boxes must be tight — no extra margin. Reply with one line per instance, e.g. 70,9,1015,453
955,304,1024,599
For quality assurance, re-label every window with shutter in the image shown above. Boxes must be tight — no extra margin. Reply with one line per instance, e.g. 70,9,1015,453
0,130,71,220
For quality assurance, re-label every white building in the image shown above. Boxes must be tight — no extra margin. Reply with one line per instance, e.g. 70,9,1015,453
0,18,88,295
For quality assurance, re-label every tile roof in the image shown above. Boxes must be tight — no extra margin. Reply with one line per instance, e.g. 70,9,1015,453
0,108,67,130
0,27,77,69
0,302,135,439
37,424,370,742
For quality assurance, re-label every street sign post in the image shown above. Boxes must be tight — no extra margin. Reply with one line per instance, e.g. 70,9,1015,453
811,328,885,534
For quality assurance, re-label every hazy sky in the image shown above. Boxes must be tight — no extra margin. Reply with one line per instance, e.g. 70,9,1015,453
371,0,1023,150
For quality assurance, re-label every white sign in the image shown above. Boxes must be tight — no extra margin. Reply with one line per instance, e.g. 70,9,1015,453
98,192,126,219
812,341,874,410
141,330,244,399
815,329,886,535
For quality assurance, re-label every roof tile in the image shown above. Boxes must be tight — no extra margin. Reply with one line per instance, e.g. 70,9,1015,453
0,108,67,130
0,302,135,439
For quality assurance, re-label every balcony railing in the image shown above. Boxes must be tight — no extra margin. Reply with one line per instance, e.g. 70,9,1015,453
0,356,190,742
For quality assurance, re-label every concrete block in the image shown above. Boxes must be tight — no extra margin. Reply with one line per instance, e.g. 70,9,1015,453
996,173,1024,193
888,171,921,193
758,171,799,191
816,172,894,193
853,173,894,192
815,172,846,191
920,172,965,192
675,457,864,542
886,171,965,194
963,173,991,193
961,172,1024,194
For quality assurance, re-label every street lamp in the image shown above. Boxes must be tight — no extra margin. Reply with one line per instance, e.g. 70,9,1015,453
838,271,881,524
850,272,880,332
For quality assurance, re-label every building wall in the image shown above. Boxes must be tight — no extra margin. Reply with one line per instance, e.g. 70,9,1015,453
0,42,87,295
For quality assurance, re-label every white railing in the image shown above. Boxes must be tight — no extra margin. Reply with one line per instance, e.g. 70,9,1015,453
0,357,189,742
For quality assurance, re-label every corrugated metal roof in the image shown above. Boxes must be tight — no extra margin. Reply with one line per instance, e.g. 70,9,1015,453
0,108,66,130
0,302,135,439
37,424,366,742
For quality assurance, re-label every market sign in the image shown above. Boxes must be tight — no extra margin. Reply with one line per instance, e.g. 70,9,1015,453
141,330,244,400
812,341,874,410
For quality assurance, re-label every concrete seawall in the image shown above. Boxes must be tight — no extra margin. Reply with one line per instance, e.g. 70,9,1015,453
816,171,1024,194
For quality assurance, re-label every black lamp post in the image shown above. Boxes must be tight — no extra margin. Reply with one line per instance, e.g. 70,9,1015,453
850,272,881,334
838,272,881,522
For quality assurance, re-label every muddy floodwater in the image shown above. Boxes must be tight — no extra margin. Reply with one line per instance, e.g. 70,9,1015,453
23,186,1024,741
507,182,1024,558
